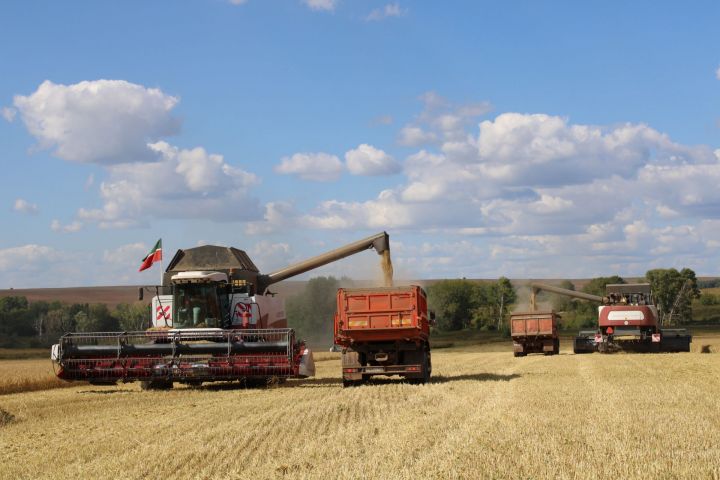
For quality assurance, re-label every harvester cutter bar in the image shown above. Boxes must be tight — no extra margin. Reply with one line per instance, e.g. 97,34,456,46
54,328,299,382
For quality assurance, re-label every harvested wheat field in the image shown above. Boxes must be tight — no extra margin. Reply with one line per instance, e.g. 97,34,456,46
1,334,720,479
0,359,82,395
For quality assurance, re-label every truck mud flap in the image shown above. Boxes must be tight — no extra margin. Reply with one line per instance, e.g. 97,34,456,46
342,350,362,381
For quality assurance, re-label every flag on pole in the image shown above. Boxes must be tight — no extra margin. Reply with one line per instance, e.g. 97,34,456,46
139,239,162,272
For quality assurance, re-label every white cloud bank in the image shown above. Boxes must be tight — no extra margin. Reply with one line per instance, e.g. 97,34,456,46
270,100,720,277
13,79,262,228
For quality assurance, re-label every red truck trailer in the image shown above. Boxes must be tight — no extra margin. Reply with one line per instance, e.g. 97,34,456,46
510,311,560,357
334,286,432,387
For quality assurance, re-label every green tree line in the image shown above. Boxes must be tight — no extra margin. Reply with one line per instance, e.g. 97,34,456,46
426,278,516,332
0,297,149,348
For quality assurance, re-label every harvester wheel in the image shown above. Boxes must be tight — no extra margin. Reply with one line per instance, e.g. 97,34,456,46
573,338,592,354
140,380,173,390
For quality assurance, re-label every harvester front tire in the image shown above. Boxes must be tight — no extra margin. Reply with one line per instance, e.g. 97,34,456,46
573,338,592,354
140,380,173,390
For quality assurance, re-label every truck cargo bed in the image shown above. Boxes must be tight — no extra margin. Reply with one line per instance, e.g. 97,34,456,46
510,311,560,356
335,286,430,344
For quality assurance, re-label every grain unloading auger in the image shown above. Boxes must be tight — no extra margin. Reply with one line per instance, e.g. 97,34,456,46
52,232,391,388
530,282,691,353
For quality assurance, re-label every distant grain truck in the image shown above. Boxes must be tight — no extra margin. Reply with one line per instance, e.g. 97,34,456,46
510,311,560,357
334,286,432,387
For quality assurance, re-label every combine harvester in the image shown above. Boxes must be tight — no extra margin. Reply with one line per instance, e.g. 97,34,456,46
51,232,392,389
530,282,691,354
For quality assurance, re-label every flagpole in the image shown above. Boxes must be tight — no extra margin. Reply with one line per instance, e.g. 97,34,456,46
159,239,163,287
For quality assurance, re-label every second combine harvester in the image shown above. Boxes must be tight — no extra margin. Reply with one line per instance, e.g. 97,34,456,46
52,232,393,389
530,282,691,354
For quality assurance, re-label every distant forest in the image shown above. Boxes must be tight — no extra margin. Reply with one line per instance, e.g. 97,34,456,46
1,268,719,348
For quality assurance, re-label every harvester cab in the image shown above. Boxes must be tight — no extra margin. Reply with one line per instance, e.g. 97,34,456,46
52,232,392,389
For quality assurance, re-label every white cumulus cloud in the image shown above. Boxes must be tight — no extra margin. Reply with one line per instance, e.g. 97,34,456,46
77,142,259,228
1,107,16,122
275,152,343,181
345,144,400,176
13,198,38,215
303,0,337,11
244,201,298,235
50,219,83,233
366,3,406,21
13,79,180,164
102,242,148,266
0,244,60,271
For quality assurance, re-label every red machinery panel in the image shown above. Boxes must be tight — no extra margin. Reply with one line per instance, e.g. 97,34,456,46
598,305,658,328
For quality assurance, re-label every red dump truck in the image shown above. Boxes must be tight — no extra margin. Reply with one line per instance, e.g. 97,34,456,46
510,311,560,357
334,286,432,387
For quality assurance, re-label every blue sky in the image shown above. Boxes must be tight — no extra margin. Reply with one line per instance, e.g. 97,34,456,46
1,0,719,287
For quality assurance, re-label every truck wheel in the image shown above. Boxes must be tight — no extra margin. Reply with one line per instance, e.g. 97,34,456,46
553,338,560,355
513,351,526,357
421,350,430,384
342,379,360,388
140,380,173,390
409,350,430,385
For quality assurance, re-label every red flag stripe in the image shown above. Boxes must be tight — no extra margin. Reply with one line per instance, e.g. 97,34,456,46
139,239,163,272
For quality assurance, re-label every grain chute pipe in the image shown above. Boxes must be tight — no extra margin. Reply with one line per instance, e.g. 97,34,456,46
258,232,390,292
530,282,604,312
